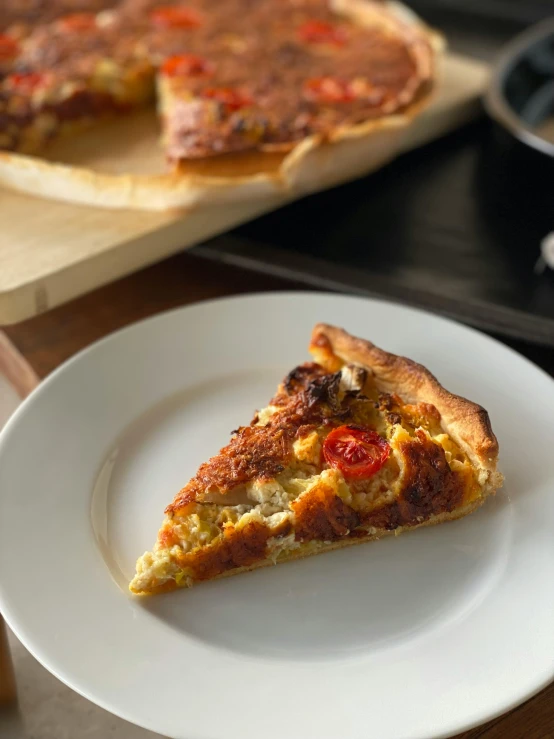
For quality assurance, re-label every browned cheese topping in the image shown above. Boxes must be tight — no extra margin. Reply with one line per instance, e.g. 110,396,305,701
148,361,477,587
0,0,433,155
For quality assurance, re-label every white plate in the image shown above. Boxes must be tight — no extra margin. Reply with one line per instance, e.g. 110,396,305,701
0,292,553,739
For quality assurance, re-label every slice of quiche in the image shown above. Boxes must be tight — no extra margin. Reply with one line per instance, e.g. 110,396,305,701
130,324,502,595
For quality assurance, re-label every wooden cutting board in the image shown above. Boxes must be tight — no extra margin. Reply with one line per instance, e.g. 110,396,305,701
0,53,488,325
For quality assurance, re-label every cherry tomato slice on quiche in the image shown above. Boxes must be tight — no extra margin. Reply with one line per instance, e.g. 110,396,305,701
201,87,253,112
150,6,202,29
6,72,47,91
304,76,355,104
58,13,97,31
0,34,19,62
323,425,390,479
298,19,346,46
161,54,213,78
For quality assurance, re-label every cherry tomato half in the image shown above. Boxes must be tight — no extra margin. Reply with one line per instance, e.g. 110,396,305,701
5,72,47,91
298,19,346,46
323,425,390,479
303,76,355,103
161,53,213,77
201,86,253,112
149,6,202,29
58,12,97,31
0,34,19,62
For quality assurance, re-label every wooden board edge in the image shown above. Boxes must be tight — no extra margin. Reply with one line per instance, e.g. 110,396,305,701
0,195,289,325
0,53,490,325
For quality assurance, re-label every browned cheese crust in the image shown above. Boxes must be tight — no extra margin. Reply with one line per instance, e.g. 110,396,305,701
157,0,434,160
0,6,155,152
139,499,484,596
130,325,502,595
0,1,117,33
0,0,437,161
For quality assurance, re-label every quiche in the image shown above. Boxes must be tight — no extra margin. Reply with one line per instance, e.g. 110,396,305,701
130,324,502,595
0,0,435,159
0,1,118,34
155,0,433,163
0,8,154,152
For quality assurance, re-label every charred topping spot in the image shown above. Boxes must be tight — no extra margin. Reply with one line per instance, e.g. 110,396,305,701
303,370,341,411
362,430,466,530
292,480,360,542
295,423,318,439
283,362,327,394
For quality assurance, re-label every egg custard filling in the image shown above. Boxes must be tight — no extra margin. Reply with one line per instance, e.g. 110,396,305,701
130,325,502,595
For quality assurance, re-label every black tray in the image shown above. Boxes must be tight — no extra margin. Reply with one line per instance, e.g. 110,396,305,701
195,118,554,348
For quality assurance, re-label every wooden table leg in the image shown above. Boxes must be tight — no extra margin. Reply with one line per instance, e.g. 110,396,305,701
0,616,17,705
0,331,40,708
0,332,40,399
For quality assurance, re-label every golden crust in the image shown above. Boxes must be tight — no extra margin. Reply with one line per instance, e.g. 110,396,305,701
309,324,502,490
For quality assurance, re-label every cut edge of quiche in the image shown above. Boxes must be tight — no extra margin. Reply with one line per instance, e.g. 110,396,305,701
130,323,502,596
